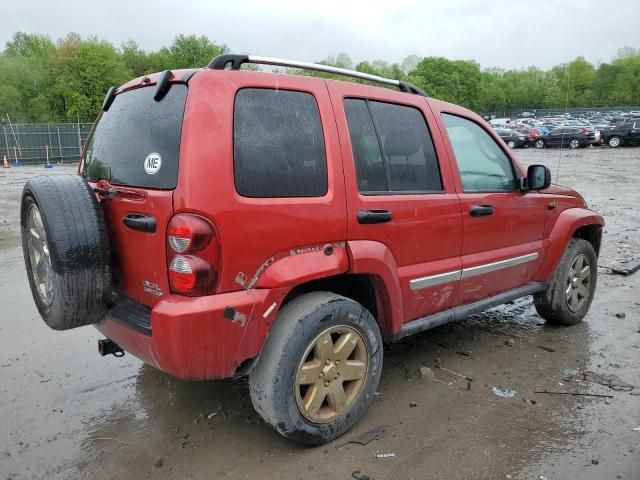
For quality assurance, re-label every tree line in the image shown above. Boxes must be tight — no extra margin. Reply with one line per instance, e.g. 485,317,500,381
0,31,639,123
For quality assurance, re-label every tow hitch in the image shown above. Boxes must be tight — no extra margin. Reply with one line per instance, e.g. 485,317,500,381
98,339,124,357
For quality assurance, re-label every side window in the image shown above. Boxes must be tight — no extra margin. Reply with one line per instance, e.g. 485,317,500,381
442,114,517,193
234,88,327,198
343,99,387,192
344,99,442,193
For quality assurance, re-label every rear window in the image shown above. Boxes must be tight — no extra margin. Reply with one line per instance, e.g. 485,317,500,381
233,88,327,198
82,84,187,189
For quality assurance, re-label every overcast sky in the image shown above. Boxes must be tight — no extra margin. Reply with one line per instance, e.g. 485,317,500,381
3,0,639,70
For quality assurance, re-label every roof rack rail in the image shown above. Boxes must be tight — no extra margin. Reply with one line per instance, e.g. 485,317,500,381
206,54,428,97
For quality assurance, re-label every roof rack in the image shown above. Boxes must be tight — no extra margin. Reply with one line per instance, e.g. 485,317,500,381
206,54,428,97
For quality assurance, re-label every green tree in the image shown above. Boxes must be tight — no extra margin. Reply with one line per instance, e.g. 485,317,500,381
4,32,55,58
120,40,155,77
51,34,132,120
410,57,482,110
159,34,228,69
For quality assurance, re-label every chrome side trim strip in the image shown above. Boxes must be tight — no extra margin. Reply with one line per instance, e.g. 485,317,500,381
461,252,539,279
409,270,462,291
409,252,539,291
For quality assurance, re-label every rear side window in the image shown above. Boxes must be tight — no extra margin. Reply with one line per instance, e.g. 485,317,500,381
344,99,442,193
83,84,187,189
234,88,327,198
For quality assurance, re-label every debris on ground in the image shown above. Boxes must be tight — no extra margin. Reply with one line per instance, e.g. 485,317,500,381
409,401,417,408
490,387,517,398
419,367,445,383
434,365,473,382
614,312,626,319
534,389,613,399
581,371,634,392
632,427,640,431
207,412,218,419
536,345,556,353
375,452,396,459
352,471,371,480
456,350,471,357
610,258,640,276
505,339,515,347
338,426,385,449
154,457,164,468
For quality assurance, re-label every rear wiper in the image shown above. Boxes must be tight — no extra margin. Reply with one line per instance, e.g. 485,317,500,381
93,186,145,199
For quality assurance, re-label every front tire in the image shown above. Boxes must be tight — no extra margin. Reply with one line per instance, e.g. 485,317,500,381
534,238,597,325
608,136,622,148
535,139,545,149
249,292,383,445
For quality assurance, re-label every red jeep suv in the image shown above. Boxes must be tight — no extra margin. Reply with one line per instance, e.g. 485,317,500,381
21,54,603,445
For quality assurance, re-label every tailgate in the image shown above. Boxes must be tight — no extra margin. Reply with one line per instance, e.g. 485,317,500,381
82,82,188,307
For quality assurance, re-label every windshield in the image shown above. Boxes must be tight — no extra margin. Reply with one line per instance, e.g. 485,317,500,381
82,84,187,189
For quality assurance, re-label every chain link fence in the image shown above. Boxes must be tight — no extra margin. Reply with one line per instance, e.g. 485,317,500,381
0,122,93,165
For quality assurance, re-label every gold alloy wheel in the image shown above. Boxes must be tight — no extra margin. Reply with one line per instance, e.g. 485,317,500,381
295,325,368,423
27,204,53,305
566,254,591,313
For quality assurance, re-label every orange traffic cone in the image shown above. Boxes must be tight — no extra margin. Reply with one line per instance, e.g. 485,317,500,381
2,155,9,169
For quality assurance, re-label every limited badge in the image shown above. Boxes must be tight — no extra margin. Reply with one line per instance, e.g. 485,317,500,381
144,152,162,174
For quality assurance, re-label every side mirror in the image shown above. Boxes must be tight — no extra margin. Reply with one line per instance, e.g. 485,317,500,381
527,164,551,190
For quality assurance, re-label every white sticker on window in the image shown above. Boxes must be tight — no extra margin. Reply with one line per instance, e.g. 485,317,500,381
144,152,162,174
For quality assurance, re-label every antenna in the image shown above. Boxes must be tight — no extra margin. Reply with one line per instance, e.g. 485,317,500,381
552,67,572,209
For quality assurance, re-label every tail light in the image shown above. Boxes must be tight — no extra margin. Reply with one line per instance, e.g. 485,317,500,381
167,214,220,296
582,128,590,136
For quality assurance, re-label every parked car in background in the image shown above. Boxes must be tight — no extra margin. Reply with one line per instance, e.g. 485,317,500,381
534,127,595,149
519,111,536,118
600,121,640,147
496,128,532,148
489,117,511,127
629,111,640,118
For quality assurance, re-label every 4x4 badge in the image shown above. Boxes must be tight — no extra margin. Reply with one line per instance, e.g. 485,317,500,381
144,152,162,175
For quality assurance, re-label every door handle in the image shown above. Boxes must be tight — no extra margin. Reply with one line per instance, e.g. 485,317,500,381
469,205,494,217
123,213,156,233
357,209,393,224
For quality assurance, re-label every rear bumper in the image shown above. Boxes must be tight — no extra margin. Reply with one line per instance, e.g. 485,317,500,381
95,288,283,380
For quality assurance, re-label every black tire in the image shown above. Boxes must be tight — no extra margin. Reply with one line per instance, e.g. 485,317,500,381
535,139,545,149
608,136,622,148
534,238,597,326
21,175,111,330
507,140,516,149
569,138,580,149
249,292,383,445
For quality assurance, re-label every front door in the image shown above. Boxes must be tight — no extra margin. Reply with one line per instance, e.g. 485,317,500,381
438,112,548,306
327,83,462,322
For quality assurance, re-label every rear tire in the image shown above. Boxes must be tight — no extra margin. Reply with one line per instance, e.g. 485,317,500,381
569,138,580,149
249,292,383,445
507,140,516,149
534,238,597,326
21,175,111,330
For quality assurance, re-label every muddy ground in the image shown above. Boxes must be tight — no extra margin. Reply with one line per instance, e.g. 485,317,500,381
1,148,639,480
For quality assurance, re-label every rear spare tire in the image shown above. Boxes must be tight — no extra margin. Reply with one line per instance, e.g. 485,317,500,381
21,175,111,330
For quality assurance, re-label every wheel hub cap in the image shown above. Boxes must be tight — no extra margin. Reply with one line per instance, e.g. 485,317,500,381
295,325,368,423
565,254,591,313
26,204,53,306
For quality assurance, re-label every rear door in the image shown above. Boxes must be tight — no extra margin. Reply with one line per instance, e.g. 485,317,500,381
438,112,548,305
82,82,188,306
327,83,462,322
